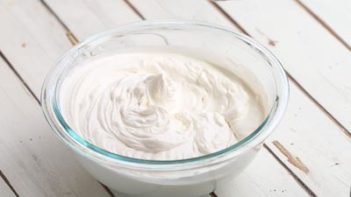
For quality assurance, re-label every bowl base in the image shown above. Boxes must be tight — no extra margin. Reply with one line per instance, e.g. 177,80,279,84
112,189,213,197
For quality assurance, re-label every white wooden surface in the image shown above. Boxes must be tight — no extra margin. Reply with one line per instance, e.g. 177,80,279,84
0,0,71,96
44,0,140,39
0,56,111,197
0,0,350,196
217,0,351,134
0,176,16,197
298,0,351,47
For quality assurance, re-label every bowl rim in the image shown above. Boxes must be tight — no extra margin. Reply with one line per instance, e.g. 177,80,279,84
41,20,289,169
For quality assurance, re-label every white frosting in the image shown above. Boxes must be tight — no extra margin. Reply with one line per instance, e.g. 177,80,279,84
60,52,263,160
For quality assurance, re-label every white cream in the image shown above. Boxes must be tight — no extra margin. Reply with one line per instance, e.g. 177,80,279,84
60,52,264,160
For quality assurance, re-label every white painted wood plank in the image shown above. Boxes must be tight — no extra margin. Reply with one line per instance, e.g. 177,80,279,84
0,42,110,197
216,150,310,197
127,0,351,196
43,0,140,39
42,1,310,196
268,83,351,197
0,0,72,97
217,0,351,133
129,0,234,27
0,177,16,197
299,0,351,47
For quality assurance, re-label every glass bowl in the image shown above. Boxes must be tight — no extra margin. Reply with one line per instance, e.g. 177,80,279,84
41,21,289,197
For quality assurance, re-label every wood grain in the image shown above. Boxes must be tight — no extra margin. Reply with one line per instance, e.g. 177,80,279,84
267,83,351,196
0,57,110,196
297,0,351,49
217,0,351,135
0,172,17,197
0,0,72,96
43,0,140,39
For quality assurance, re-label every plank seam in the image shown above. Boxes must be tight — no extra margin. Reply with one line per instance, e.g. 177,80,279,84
0,50,40,104
1,50,114,197
264,145,317,197
293,0,351,52
0,170,20,197
210,1,249,35
286,72,351,139
66,31,79,46
100,183,116,197
209,191,218,197
210,0,351,139
40,0,71,32
123,0,145,20
39,0,79,45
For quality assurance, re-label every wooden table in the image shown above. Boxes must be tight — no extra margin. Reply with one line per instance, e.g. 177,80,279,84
0,0,350,196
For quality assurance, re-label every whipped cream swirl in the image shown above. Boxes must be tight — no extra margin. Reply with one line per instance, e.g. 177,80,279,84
60,52,259,160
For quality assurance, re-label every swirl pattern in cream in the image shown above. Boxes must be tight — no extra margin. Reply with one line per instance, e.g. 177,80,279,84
60,52,262,160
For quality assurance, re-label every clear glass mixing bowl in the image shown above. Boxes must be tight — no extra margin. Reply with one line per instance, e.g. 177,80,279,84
41,21,289,197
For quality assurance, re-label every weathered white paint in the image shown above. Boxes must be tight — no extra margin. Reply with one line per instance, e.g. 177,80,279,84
0,0,71,96
44,0,140,39
215,149,310,197
217,0,351,133
269,82,351,196
130,0,234,27
0,58,110,196
299,0,351,47
0,177,16,197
